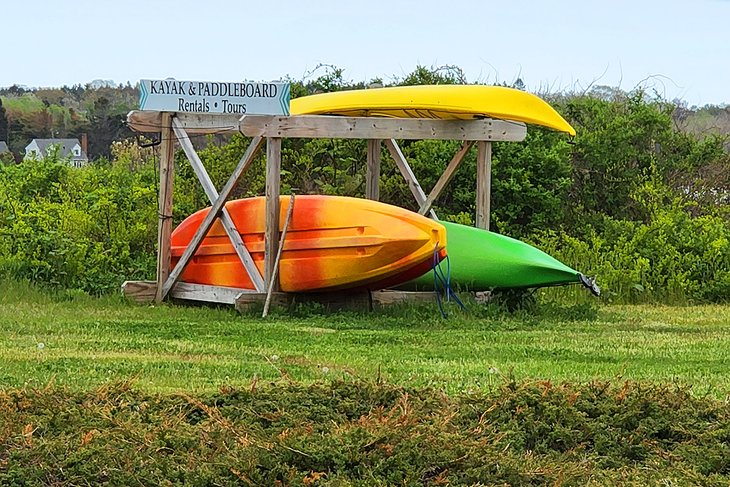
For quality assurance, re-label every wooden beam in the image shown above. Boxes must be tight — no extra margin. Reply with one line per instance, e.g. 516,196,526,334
128,111,527,141
171,118,265,292
122,280,157,303
476,141,493,230
122,280,255,305
366,139,381,200
127,110,240,134
239,115,527,141
160,136,265,300
418,141,474,216
169,282,255,305
384,139,438,219
264,138,282,292
155,112,175,302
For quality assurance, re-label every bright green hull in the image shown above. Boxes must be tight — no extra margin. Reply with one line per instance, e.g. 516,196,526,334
403,221,594,292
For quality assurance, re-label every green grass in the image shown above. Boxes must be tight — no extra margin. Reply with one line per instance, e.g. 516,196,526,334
1,280,729,396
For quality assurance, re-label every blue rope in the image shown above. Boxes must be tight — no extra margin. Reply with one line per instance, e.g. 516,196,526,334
431,243,466,317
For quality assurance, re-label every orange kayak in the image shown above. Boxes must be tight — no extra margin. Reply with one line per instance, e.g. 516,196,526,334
171,195,447,292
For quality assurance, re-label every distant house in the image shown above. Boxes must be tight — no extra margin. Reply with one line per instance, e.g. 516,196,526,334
25,138,89,167
0,141,9,154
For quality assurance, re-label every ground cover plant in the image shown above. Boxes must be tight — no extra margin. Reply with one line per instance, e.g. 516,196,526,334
2,375,729,484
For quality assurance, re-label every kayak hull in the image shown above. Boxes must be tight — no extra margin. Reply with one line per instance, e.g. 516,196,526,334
290,85,576,136
171,195,446,293
402,221,581,291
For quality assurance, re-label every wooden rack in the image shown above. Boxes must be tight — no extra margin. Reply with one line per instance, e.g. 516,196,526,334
122,111,526,309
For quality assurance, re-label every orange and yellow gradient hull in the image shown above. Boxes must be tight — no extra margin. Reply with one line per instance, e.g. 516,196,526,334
171,195,447,292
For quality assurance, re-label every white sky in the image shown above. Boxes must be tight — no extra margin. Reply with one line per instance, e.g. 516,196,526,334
3,0,729,107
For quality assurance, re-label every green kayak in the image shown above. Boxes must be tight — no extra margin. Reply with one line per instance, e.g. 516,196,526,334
402,221,600,294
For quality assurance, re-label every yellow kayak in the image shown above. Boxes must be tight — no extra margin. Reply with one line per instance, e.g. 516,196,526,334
290,85,575,136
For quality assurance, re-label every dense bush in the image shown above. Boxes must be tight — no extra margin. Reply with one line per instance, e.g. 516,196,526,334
0,145,158,294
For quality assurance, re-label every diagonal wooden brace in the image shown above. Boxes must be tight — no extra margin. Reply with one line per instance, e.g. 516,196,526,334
171,118,265,292
384,139,438,220
161,135,265,300
418,140,474,215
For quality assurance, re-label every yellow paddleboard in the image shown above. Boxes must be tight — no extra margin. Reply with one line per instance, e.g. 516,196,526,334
291,85,576,136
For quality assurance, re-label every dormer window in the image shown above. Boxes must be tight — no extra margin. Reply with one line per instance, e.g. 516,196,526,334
73,147,81,156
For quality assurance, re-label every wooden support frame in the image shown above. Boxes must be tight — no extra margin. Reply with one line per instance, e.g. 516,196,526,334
124,109,528,309
127,111,527,141
161,136,265,300
171,118,265,292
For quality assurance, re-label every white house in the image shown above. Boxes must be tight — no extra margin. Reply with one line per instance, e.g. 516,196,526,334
25,138,89,167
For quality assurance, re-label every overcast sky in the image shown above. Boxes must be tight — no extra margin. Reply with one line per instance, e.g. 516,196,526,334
3,0,728,107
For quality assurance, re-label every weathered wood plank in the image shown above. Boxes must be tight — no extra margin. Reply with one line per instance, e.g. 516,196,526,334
264,138,282,292
161,136,265,300
129,111,527,141
121,280,157,303
384,139,438,219
169,282,255,305
171,118,265,292
239,115,527,141
366,139,381,200
476,141,493,230
418,141,474,215
155,113,175,302
122,280,255,305
127,110,240,134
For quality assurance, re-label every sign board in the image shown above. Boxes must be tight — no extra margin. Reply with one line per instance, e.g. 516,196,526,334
139,79,290,115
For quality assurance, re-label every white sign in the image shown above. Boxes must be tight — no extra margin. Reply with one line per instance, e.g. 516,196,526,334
138,79,290,115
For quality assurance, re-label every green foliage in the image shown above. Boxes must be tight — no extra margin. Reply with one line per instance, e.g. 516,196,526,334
1,67,729,304
0,146,157,294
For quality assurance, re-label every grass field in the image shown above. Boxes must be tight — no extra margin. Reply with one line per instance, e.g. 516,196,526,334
3,281,730,485
1,281,729,397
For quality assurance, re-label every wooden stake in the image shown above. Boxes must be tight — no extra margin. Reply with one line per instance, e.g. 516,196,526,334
155,112,175,302
264,137,282,292
262,194,295,318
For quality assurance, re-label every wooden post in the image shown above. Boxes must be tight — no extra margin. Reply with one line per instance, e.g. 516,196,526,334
155,112,175,302
264,137,282,292
476,141,492,230
366,139,381,200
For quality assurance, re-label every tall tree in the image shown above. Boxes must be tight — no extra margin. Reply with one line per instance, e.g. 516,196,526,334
0,98,8,142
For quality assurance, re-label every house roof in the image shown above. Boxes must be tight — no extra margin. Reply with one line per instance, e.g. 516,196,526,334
28,138,88,160
0,142,8,153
